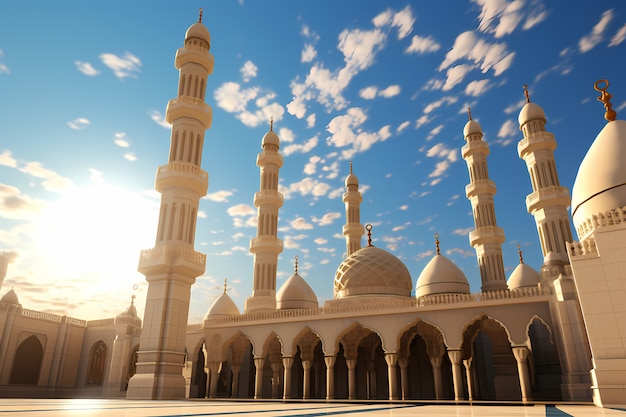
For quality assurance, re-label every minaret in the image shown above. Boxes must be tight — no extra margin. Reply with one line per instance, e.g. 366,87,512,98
342,162,364,257
462,109,508,291
127,11,213,400
517,85,573,260
245,119,284,313
0,252,7,290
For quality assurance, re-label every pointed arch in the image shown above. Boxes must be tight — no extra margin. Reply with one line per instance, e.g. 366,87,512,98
87,339,108,385
9,334,44,385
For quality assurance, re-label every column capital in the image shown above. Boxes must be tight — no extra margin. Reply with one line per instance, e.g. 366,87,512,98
324,355,336,368
512,345,530,362
447,348,463,364
384,352,398,367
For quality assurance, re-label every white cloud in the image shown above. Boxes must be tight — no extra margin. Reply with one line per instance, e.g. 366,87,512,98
312,212,341,226
373,6,415,40
497,119,517,140
278,127,295,143
446,247,474,257
397,121,410,134
215,82,258,113
0,150,17,168
473,0,537,38
579,9,613,53
205,190,234,202
360,86,378,100
19,162,74,192
304,156,321,175
67,118,90,130
148,110,170,129
114,132,129,147
75,61,100,76
215,82,284,128
465,79,491,97
423,96,458,114
282,177,332,199
283,135,318,156
240,60,258,82
379,85,401,98
301,44,317,63
609,22,626,47
123,153,137,161
453,227,474,236
290,217,314,230
306,113,316,128
314,237,328,245
0,183,42,220
99,52,141,79
227,204,255,217
0,64,9,75
406,35,441,54
360,84,400,99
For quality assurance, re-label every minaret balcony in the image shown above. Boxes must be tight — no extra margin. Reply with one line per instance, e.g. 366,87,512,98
465,179,496,197
175,45,214,73
343,224,364,236
461,140,490,158
525,186,570,212
138,245,206,279
166,97,213,128
256,150,284,168
469,226,505,246
156,162,208,196
517,131,556,158
253,190,284,208
250,236,283,255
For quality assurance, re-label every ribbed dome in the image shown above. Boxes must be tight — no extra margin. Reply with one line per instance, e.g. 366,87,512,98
508,263,540,290
463,119,482,137
571,120,626,232
415,254,470,299
277,273,318,310
0,288,19,305
185,22,211,44
206,292,240,318
334,246,412,298
262,129,280,147
518,102,546,127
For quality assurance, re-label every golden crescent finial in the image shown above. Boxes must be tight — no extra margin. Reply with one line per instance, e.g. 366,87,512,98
366,224,373,247
294,256,299,275
467,107,472,121
199,8,203,23
349,160,353,175
523,84,530,103
223,278,228,293
435,233,440,255
594,79,617,122
517,244,524,264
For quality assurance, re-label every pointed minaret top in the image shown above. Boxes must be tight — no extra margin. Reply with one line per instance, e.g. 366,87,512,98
435,233,441,255
131,294,136,305
294,256,299,275
223,278,228,294
270,117,274,131
594,79,617,122
517,244,524,264
523,84,531,103
366,224,373,247
467,107,472,121
198,8,203,23
350,160,353,174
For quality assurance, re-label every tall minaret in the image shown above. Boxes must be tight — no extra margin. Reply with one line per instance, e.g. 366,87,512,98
245,120,284,313
342,162,364,257
462,109,508,291
517,85,572,260
127,11,213,400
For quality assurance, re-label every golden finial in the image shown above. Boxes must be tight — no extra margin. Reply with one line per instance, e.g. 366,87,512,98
294,256,299,275
349,160,353,175
594,79,617,122
131,294,136,305
223,278,227,294
198,8,203,23
523,84,530,103
467,107,472,121
435,233,440,255
366,224,373,247
517,244,524,264
270,117,274,131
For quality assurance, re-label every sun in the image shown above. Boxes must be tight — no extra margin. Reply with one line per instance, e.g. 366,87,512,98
32,183,159,291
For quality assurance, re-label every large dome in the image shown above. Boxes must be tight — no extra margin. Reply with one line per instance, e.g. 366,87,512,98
415,254,470,299
334,246,412,298
277,273,318,310
571,120,626,232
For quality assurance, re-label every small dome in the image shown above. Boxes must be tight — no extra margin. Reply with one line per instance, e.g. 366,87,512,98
205,292,240,318
185,22,211,44
118,302,138,318
508,263,540,290
277,273,318,310
415,254,470,299
0,288,19,305
518,102,546,127
262,129,280,147
542,251,565,267
463,119,482,137
345,173,359,187
334,246,412,298
571,120,626,232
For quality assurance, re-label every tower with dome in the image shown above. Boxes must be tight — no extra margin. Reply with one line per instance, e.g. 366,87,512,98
1,14,626,409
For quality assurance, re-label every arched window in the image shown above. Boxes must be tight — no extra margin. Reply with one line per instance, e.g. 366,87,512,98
87,340,108,385
10,335,44,385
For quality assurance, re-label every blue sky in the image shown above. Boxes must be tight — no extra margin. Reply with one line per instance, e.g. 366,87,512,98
1,1,625,322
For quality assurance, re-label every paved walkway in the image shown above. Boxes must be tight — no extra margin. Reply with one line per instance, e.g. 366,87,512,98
0,399,625,416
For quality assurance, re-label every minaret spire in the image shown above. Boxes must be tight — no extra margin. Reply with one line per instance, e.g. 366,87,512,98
595,79,617,122
517,85,573,261
245,120,284,313
198,8,203,23
127,15,214,400
342,163,364,256
462,110,508,291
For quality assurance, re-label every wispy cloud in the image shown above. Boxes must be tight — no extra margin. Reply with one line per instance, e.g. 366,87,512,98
312,212,341,226
99,52,141,79
205,190,235,202
114,132,129,147
147,110,170,129
75,60,100,76
240,60,258,82
579,9,614,53
67,118,90,130
609,22,626,47
406,35,441,54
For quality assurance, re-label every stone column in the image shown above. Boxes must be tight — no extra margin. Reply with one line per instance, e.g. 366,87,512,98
302,360,312,400
208,362,221,398
324,356,336,400
366,360,376,399
346,359,357,400
385,353,399,400
271,362,282,399
447,349,465,401
429,355,444,400
463,358,473,401
253,357,264,399
282,356,294,400
230,364,241,398
512,346,532,402
398,358,409,400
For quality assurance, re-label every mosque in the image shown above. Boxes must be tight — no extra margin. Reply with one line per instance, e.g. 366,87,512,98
1,14,626,409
